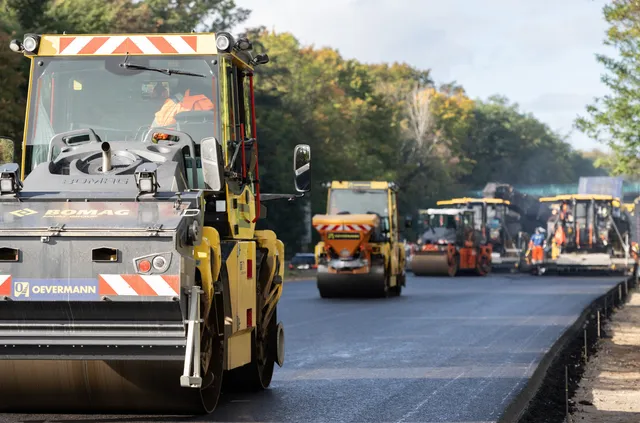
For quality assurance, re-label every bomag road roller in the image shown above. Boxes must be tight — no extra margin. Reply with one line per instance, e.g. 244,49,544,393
412,208,492,277
434,197,532,272
535,194,636,275
312,181,406,298
0,31,312,414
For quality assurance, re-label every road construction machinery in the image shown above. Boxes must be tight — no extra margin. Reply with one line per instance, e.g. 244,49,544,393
536,194,636,274
0,31,311,414
313,181,406,297
411,208,492,276
433,197,530,271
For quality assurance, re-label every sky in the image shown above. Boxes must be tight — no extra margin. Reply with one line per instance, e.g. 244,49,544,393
232,0,615,152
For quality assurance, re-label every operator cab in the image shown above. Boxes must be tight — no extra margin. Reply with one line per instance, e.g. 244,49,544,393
418,208,476,247
326,181,399,242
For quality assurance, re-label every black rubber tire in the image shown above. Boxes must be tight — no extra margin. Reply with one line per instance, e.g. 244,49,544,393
222,254,277,393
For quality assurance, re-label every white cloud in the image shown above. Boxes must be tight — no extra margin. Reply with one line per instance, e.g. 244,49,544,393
234,0,615,151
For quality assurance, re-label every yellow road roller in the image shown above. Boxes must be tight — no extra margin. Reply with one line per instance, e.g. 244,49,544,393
0,31,310,414
313,181,406,297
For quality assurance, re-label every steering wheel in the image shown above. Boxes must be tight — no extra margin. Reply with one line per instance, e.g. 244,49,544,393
174,110,215,123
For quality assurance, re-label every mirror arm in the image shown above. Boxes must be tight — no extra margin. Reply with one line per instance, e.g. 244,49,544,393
261,192,306,202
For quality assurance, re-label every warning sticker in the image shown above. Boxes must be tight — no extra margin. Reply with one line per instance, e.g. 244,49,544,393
327,232,360,240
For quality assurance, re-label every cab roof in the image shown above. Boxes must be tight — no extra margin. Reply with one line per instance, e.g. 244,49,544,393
28,33,218,57
539,194,620,203
436,197,510,206
329,181,398,191
419,208,469,215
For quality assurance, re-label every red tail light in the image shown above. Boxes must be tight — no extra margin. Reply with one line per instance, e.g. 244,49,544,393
312,264,318,269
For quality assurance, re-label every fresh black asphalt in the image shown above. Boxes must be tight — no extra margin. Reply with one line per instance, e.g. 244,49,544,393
1,273,626,423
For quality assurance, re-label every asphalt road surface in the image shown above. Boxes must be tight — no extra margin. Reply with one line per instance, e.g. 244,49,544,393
1,273,627,423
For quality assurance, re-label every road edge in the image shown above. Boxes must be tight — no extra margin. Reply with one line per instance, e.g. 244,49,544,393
497,273,638,423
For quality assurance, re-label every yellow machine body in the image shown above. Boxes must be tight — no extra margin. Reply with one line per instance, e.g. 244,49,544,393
534,194,637,275
0,31,291,415
313,181,406,297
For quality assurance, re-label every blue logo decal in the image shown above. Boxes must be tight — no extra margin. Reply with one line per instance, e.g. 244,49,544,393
11,279,99,301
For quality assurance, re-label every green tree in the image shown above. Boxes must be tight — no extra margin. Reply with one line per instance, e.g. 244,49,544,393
575,0,640,175
462,96,603,188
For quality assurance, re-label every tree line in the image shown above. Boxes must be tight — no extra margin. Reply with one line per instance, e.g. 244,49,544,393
0,0,608,254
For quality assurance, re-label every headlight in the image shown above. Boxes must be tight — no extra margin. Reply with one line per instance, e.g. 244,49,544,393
152,255,167,271
216,33,232,52
23,35,38,53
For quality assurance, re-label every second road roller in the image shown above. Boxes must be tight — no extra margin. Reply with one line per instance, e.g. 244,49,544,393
0,31,310,414
412,208,492,276
313,181,406,297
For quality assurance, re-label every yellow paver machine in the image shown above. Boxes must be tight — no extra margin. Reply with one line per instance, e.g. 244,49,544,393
534,194,637,275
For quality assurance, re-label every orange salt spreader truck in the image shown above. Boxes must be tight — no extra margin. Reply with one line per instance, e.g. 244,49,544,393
312,181,407,298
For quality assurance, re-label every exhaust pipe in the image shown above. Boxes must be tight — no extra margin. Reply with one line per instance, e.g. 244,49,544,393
101,142,112,173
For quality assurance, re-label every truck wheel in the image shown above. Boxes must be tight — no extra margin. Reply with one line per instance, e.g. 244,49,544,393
199,260,228,412
223,255,277,392
391,273,403,296
378,267,390,298
476,253,491,276
448,254,459,277
223,313,276,392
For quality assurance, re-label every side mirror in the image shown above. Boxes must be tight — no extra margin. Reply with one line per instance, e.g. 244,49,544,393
200,137,224,191
293,144,311,193
0,137,17,165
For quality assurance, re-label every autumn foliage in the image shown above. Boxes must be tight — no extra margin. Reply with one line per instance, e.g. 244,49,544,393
0,1,604,251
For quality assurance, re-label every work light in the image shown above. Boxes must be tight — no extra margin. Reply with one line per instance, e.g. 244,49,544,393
134,163,158,195
9,39,23,53
215,33,233,53
0,163,21,195
22,35,40,53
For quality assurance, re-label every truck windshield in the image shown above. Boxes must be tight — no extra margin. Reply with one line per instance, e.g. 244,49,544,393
428,214,457,229
24,55,220,174
328,189,388,216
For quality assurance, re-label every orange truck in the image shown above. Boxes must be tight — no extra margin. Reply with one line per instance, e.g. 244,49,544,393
312,181,406,297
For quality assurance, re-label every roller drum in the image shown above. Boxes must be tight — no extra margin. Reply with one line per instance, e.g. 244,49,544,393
411,253,453,276
0,359,220,414
317,264,388,298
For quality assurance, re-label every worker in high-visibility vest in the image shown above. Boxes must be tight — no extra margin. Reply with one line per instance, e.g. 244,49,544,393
151,80,214,127
528,227,546,265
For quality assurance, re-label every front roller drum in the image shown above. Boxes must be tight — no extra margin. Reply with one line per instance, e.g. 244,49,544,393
317,264,388,298
0,359,223,414
411,252,457,277
0,286,225,415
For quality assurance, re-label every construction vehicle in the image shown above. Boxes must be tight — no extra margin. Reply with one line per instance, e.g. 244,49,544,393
312,181,406,297
432,197,529,271
535,194,636,274
411,208,492,276
0,31,311,414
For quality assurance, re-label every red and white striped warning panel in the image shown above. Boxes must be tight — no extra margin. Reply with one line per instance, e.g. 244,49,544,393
40,34,216,56
0,275,11,296
314,224,373,232
98,274,180,297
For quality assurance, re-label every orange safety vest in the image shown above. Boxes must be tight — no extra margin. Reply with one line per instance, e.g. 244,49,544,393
554,226,566,246
153,89,214,127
